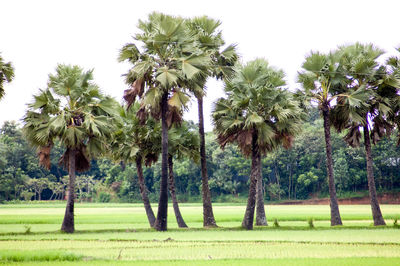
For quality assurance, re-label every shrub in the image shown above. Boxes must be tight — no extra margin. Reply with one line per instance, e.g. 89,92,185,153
98,192,111,203
273,219,280,227
24,225,31,234
308,218,315,228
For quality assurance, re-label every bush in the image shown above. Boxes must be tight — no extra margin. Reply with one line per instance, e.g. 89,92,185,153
308,218,315,228
273,219,280,227
20,191,35,201
24,225,31,234
98,192,111,203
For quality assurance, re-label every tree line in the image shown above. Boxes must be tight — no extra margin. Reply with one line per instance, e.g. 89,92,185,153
1,12,400,232
1,115,399,203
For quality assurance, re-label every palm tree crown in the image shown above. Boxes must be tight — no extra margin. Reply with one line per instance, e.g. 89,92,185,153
119,12,211,121
213,59,303,155
23,65,118,166
0,54,15,100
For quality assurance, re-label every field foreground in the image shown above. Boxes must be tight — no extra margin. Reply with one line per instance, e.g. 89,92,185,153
0,203,399,265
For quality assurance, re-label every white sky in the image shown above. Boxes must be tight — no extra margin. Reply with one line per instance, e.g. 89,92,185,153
1,0,399,132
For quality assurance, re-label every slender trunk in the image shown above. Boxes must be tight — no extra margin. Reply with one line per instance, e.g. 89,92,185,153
289,164,292,200
322,106,342,226
255,168,267,226
197,96,217,227
136,155,155,227
168,155,188,228
61,149,76,233
154,92,169,231
242,130,260,230
363,125,386,226
38,190,42,201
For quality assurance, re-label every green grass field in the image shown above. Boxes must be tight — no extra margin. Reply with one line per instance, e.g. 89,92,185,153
0,202,399,265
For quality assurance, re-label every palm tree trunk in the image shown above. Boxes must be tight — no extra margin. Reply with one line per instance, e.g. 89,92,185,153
154,92,169,231
136,155,155,227
168,155,188,228
242,131,260,230
322,106,342,226
61,149,76,233
197,96,217,227
255,171,267,226
363,124,386,226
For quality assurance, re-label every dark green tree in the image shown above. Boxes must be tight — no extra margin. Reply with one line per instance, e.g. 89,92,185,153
23,65,118,233
297,51,347,226
168,121,200,228
213,59,304,229
0,53,15,100
118,12,210,231
111,103,161,227
332,43,400,226
186,16,238,227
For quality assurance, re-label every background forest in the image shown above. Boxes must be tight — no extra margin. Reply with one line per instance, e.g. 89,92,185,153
1,108,399,203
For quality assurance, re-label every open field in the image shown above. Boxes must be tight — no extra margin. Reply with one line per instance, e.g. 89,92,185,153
0,203,399,265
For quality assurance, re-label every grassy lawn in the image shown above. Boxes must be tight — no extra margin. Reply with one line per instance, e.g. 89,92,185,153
0,202,399,265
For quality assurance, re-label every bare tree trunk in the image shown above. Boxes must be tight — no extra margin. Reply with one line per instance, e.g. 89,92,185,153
154,92,169,231
322,106,343,226
289,164,293,200
197,97,217,227
168,155,188,228
363,125,386,226
255,171,267,226
242,131,260,230
136,156,155,227
61,149,76,233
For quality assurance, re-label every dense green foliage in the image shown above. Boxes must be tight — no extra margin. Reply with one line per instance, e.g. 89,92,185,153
2,107,400,202
0,53,15,99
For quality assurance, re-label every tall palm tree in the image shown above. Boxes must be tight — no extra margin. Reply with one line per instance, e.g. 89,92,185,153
297,51,346,226
0,54,15,100
331,43,400,226
111,103,161,227
23,64,118,233
118,12,210,231
213,59,304,230
186,17,238,227
168,121,200,228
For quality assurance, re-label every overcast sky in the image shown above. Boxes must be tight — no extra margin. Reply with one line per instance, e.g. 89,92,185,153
1,0,399,131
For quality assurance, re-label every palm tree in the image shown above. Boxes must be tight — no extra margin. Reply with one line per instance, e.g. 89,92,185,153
23,64,118,233
0,54,15,100
297,51,346,226
110,103,161,227
331,43,400,226
118,12,210,231
168,121,200,228
212,59,304,230
386,47,400,138
186,17,238,227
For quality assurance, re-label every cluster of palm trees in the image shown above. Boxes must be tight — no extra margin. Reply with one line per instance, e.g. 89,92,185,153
2,12,400,233
298,44,400,226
